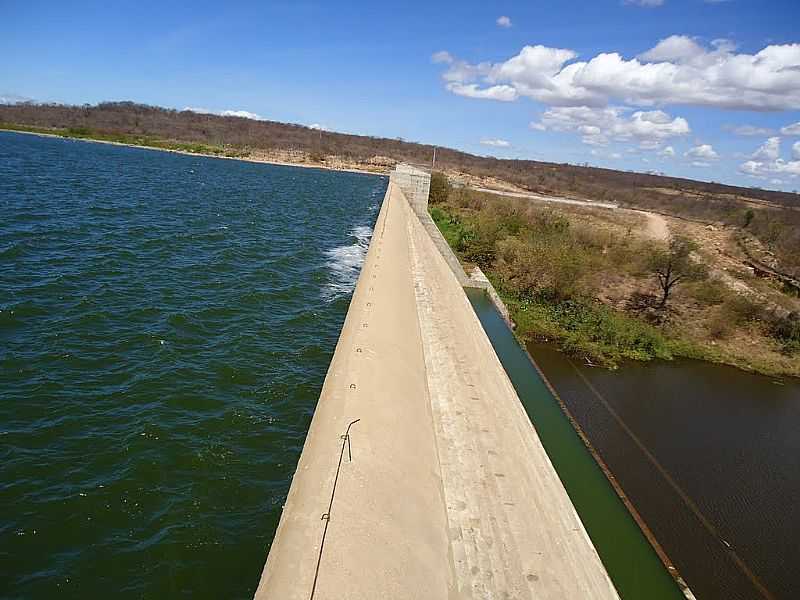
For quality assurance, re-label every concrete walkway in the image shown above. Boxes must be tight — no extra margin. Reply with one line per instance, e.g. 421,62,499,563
253,182,619,600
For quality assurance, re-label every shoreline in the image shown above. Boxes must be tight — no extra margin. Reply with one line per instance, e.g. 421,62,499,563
0,127,389,178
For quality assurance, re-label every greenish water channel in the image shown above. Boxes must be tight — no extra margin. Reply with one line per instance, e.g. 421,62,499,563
466,289,684,600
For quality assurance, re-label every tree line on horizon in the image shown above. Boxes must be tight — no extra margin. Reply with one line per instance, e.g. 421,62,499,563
2,100,799,277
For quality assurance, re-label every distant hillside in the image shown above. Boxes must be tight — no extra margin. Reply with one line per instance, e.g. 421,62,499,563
2,101,799,277
1,101,797,207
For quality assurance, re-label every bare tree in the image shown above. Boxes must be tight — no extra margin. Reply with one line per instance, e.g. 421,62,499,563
648,236,707,308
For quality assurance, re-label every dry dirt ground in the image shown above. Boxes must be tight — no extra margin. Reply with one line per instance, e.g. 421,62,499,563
471,186,800,377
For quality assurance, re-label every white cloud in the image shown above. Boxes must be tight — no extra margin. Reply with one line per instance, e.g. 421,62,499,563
782,121,800,135
752,137,781,161
691,161,712,168
725,124,776,136
738,137,800,178
531,106,690,147
480,138,511,147
435,36,800,111
431,51,454,64
496,16,512,28
639,35,704,62
685,144,720,160
590,149,622,159
0,93,33,105
184,107,263,120
446,82,518,102
221,110,262,119
659,145,676,157
625,0,665,6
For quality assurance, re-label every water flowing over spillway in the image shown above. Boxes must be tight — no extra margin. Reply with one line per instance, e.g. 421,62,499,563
0,131,386,599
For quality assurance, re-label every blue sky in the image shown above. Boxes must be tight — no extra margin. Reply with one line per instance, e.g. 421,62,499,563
2,0,800,190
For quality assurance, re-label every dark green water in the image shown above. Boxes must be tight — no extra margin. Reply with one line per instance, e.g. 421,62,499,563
467,289,685,600
529,344,800,600
0,131,386,599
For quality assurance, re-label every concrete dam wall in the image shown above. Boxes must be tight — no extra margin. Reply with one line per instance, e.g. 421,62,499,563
253,168,619,599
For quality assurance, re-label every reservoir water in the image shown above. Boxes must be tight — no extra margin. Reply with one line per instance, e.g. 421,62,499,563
0,131,386,599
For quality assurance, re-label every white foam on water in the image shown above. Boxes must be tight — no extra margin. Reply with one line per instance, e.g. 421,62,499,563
322,225,373,302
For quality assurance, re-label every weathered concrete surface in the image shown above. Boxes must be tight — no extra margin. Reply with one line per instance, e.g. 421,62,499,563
253,181,619,600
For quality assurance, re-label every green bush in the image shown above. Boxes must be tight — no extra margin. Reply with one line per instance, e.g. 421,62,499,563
721,294,761,323
429,171,451,204
508,294,675,367
690,279,727,306
771,312,800,355
707,307,734,339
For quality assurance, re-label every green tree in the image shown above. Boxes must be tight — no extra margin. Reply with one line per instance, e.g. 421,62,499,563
428,172,451,204
647,236,707,308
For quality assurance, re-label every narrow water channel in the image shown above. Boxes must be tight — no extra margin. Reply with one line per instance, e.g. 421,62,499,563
466,289,685,600
528,343,800,600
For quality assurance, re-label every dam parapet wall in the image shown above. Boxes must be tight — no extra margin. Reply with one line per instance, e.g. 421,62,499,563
390,164,479,288
254,176,619,600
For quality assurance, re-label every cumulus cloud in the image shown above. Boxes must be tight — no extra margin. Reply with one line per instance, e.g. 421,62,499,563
782,121,800,135
480,138,511,147
184,107,263,120
738,137,800,178
752,137,781,161
531,106,690,147
691,161,712,168
446,82,518,102
434,36,800,111
725,124,776,136
496,16,512,28
638,35,705,62
659,145,676,157
685,144,720,160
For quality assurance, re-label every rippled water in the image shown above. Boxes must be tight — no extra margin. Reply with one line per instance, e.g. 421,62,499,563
0,131,386,599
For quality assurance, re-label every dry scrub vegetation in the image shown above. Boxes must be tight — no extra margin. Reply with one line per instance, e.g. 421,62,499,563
430,180,800,377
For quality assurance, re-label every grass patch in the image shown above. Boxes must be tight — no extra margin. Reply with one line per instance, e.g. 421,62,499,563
504,291,681,368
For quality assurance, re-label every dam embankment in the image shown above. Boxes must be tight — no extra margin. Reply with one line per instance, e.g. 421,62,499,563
254,169,619,599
